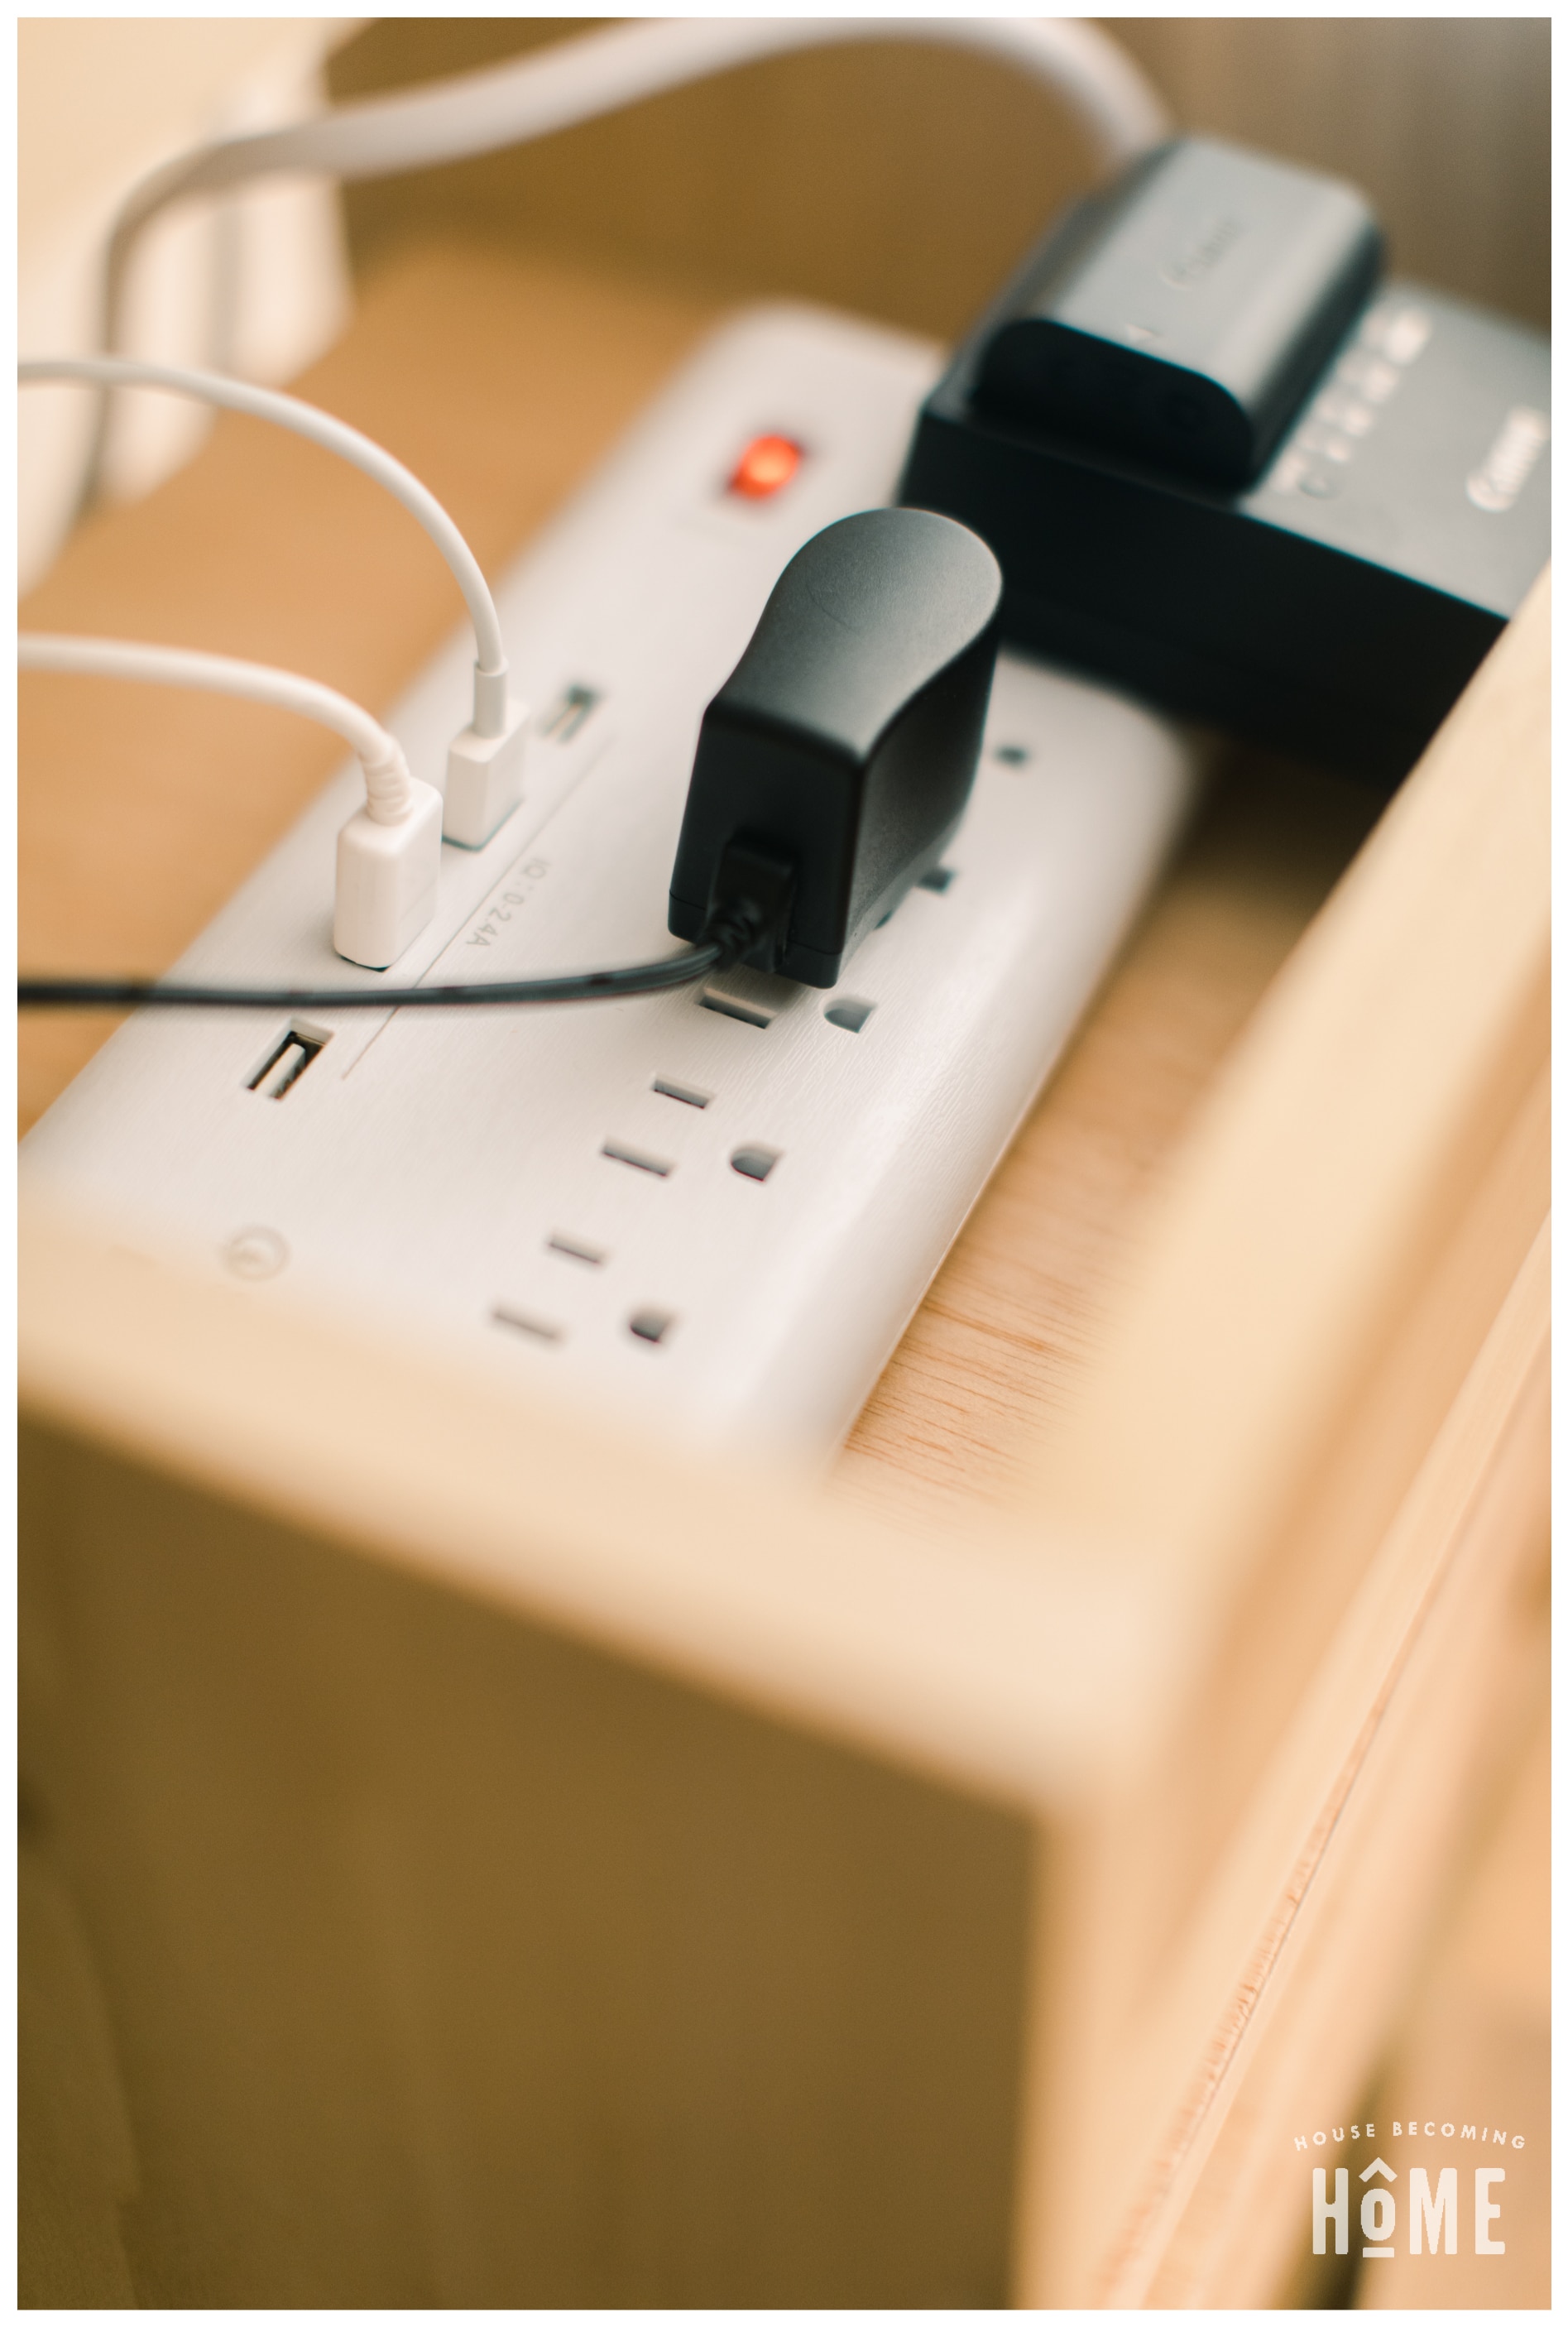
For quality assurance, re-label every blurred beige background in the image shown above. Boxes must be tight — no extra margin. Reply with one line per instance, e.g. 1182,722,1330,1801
19,17,1550,591
326,17,1550,333
17,18,357,585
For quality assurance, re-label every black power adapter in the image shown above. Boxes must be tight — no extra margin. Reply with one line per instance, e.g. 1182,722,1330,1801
899,137,1550,784
669,507,1001,986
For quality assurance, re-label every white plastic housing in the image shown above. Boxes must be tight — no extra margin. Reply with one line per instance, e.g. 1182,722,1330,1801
333,780,444,967
444,698,530,847
23,305,1195,1459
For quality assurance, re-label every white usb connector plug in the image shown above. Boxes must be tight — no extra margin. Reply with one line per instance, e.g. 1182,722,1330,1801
22,358,530,851
444,662,529,847
18,632,444,970
334,767,445,967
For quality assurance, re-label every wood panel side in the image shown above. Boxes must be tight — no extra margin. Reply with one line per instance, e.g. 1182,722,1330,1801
1014,1222,1549,2304
1108,1056,1549,1988
1018,573,1549,1609
21,1420,1033,2307
1138,1358,1548,2307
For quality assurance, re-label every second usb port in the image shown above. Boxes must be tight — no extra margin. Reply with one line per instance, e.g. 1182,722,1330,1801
539,683,602,743
247,1020,331,1100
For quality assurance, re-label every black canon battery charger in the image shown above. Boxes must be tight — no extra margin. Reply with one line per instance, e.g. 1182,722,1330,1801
899,137,1550,784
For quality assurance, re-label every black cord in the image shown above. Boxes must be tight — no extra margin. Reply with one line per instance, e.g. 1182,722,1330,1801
18,938,729,1012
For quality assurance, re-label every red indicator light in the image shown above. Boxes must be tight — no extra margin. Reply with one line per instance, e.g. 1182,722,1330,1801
727,433,804,500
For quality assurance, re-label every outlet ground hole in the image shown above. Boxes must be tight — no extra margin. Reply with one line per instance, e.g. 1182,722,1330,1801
731,1147,779,1181
629,1309,674,1345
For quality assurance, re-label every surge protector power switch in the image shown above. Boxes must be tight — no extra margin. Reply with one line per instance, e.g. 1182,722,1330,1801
22,305,1196,1461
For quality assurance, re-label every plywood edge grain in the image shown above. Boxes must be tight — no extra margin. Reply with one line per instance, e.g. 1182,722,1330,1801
1016,1220,1549,2305
1104,1050,1550,1986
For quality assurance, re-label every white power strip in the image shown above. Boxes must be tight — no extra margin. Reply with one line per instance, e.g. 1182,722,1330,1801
22,305,1196,1458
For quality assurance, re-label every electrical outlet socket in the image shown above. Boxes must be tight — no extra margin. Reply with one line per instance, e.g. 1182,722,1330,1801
444,698,530,847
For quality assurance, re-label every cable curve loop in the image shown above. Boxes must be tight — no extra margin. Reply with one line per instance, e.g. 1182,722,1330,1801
76,18,1169,510
22,356,511,736
18,632,415,822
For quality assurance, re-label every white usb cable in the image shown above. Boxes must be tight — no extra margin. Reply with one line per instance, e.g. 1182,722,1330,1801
19,633,444,970
22,20,1171,992
79,18,1168,508
99,20,1165,247
21,357,525,848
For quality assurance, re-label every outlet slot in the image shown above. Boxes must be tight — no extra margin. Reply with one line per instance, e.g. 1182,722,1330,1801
993,742,1032,766
731,1146,780,1182
602,1140,674,1178
696,965,798,1029
699,992,771,1029
918,865,957,893
539,683,602,742
824,998,875,1034
247,1020,331,1100
491,1303,563,1341
629,1309,675,1345
653,1077,712,1109
548,1233,607,1265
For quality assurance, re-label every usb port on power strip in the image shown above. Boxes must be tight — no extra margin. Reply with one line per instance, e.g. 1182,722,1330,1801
247,1022,330,1100
539,683,602,743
